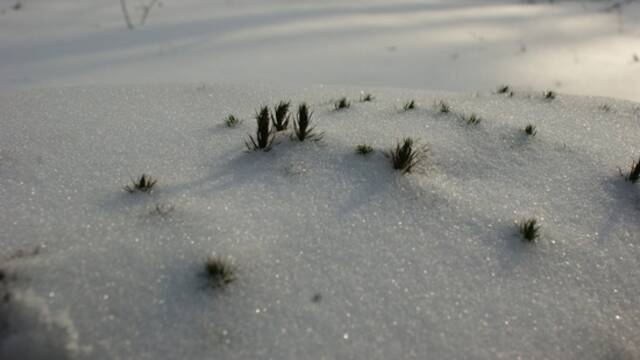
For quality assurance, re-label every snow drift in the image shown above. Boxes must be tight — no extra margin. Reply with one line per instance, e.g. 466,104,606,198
0,83,639,359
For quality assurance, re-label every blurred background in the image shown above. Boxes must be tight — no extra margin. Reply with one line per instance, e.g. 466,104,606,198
0,0,638,100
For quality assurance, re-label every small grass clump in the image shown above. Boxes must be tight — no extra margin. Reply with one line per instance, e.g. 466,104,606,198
125,174,157,193
402,100,416,111
461,113,481,125
543,91,556,100
204,256,236,289
621,156,640,183
437,100,450,114
525,124,537,136
519,218,540,242
293,103,322,142
271,101,291,131
224,114,242,128
599,104,613,112
387,138,425,174
246,106,275,151
334,97,351,111
356,144,374,155
360,93,374,102
497,85,510,94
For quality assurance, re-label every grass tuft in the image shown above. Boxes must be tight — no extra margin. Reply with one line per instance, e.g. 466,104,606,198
271,101,291,131
497,85,510,94
293,103,322,142
204,256,236,289
355,144,374,155
386,138,425,174
461,113,481,125
519,218,540,242
225,114,242,128
437,100,451,114
402,100,416,111
333,97,351,111
125,174,157,193
525,124,537,136
360,93,374,102
543,91,556,100
599,104,613,112
245,106,275,151
621,156,640,183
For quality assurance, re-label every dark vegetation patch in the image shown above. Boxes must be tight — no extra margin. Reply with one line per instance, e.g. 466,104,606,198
225,115,242,128
356,144,374,155
519,218,540,242
271,101,291,131
333,97,350,111
204,256,236,289
125,174,157,193
402,100,416,111
525,124,537,136
292,103,322,142
386,138,426,174
246,106,275,151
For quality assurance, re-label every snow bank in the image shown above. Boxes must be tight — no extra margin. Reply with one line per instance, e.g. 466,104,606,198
0,83,639,359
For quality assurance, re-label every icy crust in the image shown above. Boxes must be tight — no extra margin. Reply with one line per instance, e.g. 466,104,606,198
0,84,639,359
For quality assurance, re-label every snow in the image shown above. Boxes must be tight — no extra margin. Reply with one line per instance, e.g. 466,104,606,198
1,83,639,359
2,0,640,358
0,289,87,360
0,0,639,101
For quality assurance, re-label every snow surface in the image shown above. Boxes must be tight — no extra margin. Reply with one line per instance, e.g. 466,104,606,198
1,0,640,101
2,0,640,358
1,83,639,359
